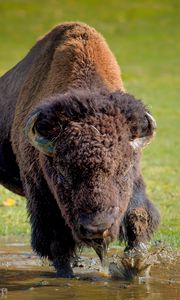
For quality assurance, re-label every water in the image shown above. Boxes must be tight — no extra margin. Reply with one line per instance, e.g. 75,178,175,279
0,238,179,300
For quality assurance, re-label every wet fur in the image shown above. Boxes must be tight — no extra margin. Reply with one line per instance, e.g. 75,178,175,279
0,22,160,277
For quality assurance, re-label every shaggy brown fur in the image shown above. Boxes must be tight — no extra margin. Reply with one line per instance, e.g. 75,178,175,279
0,22,159,277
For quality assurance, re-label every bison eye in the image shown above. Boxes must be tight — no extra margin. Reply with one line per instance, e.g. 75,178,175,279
34,118,53,138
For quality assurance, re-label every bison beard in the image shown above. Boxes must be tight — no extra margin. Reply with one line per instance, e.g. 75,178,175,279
0,22,160,277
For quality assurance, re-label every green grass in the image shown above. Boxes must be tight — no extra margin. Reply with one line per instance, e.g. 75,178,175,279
0,0,179,247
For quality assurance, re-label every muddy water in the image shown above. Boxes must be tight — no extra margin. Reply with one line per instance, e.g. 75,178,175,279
0,238,180,300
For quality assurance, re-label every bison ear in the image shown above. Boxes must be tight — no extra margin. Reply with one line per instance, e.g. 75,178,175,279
130,112,156,149
25,111,55,156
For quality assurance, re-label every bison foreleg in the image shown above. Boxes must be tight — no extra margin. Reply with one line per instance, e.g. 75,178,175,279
24,176,76,277
120,176,160,251
50,240,75,278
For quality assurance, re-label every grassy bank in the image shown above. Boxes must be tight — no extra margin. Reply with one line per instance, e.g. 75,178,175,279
0,0,179,247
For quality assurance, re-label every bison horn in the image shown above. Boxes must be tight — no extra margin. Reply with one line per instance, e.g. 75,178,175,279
25,111,55,156
130,112,157,149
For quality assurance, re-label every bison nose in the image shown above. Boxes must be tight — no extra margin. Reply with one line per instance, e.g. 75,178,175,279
79,208,119,239
79,223,110,239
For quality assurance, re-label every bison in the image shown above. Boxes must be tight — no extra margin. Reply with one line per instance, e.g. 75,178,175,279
0,22,160,277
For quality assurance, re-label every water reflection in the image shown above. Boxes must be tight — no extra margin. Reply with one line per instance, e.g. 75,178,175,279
0,238,179,300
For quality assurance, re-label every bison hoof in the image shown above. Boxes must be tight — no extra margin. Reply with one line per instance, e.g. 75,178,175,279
56,268,74,278
124,242,147,254
53,259,74,278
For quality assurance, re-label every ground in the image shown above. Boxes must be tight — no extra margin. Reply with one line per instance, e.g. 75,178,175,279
0,238,180,299
0,0,179,247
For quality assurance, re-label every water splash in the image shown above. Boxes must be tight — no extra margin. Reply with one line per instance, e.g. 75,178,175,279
109,244,164,280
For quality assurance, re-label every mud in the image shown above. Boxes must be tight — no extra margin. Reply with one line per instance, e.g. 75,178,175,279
0,237,180,300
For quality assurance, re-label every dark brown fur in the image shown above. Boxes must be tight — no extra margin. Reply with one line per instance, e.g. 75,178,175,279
0,22,159,277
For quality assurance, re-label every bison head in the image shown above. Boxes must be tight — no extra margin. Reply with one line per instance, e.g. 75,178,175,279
25,90,156,258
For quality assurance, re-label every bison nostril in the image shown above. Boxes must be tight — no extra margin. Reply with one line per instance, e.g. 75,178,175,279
79,224,89,237
79,223,111,239
79,224,98,237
